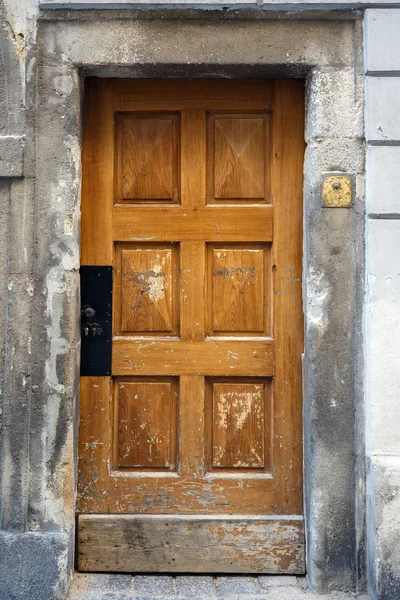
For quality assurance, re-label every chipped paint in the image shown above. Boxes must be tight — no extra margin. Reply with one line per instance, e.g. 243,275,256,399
216,386,262,431
213,266,256,285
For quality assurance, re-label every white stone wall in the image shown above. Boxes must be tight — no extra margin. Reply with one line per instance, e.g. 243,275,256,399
365,9,400,600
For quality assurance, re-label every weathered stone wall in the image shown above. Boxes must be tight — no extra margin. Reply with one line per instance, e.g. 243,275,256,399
0,2,393,599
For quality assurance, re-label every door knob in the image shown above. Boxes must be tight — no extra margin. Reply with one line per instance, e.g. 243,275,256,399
82,305,96,319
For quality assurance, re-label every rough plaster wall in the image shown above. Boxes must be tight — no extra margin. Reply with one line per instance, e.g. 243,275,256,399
0,0,34,529
0,2,75,599
303,52,365,592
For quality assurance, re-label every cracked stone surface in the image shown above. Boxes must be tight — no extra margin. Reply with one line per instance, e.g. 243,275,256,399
67,574,368,600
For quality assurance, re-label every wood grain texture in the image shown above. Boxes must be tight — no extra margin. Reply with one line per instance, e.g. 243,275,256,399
112,339,274,377
77,468,277,515
271,81,305,513
180,242,205,341
115,379,177,470
181,110,206,208
78,377,112,507
211,382,265,469
116,114,179,202
112,79,275,112
113,206,273,242
78,515,305,573
115,244,178,334
212,116,266,200
211,247,264,333
179,375,205,477
79,79,305,572
81,79,113,264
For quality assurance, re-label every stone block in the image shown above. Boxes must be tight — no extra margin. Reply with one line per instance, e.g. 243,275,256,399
365,9,400,73
367,456,400,600
365,77,400,142
0,531,73,600
258,575,298,589
0,136,25,178
215,576,260,595
38,19,354,73
135,575,174,595
68,573,133,597
306,69,364,141
9,177,35,275
175,575,216,596
366,146,400,215
367,219,400,456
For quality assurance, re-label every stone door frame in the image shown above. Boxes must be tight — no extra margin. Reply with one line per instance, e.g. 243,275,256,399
28,11,365,597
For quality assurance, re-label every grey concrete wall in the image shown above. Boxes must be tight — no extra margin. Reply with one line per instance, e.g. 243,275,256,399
364,9,400,600
0,5,368,600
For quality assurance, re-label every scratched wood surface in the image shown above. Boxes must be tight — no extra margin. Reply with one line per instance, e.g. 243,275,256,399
114,378,178,470
79,79,304,573
211,382,266,469
78,515,305,573
115,244,179,335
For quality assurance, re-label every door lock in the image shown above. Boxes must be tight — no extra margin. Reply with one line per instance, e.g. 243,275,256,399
82,322,104,337
80,266,113,376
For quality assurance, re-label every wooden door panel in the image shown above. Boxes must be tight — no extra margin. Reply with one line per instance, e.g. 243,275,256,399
116,113,180,203
210,381,268,470
79,79,304,573
114,244,179,335
208,114,271,202
115,378,178,470
209,245,270,335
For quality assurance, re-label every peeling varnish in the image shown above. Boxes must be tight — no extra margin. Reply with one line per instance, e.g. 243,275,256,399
124,256,168,307
216,386,263,431
213,266,256,285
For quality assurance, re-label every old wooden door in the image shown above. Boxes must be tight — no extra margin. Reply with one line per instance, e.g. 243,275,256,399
78,79,304,573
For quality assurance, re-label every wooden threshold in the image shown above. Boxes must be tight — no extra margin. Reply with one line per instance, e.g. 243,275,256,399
78,515,305,573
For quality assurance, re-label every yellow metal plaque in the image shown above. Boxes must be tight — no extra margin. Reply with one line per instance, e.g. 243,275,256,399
322,174,352,207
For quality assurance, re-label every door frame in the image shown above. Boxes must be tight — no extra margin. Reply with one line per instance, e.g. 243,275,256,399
35,12,365,595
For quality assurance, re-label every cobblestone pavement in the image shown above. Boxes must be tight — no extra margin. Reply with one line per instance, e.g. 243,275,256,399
67,574,368,600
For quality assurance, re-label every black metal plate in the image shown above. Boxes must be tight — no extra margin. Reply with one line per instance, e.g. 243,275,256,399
80,266,113,377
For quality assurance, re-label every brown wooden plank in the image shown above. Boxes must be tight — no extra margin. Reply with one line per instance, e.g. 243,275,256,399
271,80,305,513
115,379,177,470
112,339,274,377
81,79,113,265
179,375,205,477
77,377,112,510
181,110,206,208
180,242,205,341
111,79,274,112
113,206,273,242
77,470,276,515
78,515,305,573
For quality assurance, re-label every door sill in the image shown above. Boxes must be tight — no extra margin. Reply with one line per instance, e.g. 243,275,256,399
78,514,305,574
